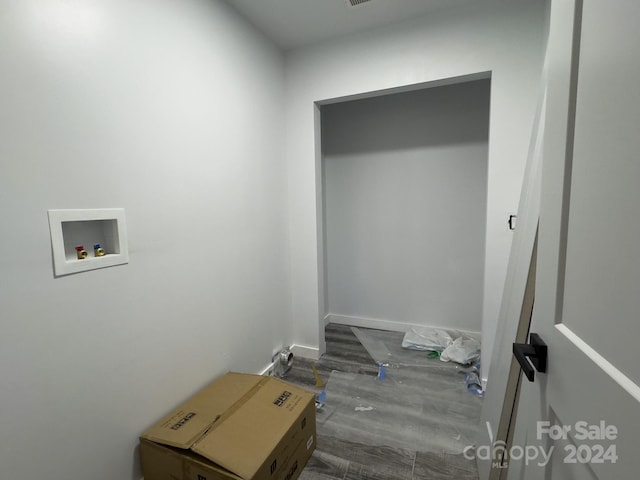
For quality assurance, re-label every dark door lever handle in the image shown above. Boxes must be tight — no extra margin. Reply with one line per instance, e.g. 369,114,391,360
513,333,547,382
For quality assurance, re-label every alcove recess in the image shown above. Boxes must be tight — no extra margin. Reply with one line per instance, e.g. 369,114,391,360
48,208,129,277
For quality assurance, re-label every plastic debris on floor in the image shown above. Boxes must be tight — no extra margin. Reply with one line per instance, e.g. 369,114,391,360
352,327,446,370
318,370,482,454
465,370,485,397
351,326,484,397
351,327,480,369
402,326,481,365
401,327,454,352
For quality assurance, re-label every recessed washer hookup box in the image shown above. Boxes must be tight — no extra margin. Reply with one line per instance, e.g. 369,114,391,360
140,372,316,480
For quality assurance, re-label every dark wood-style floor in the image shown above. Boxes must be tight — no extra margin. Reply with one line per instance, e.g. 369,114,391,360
283,324,482,480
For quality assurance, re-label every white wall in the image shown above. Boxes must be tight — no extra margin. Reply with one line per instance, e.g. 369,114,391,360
322,80,490,333
284,0,547,381
0,1,287,479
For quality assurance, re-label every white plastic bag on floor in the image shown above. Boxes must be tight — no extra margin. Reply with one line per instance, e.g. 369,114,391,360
401,327,453,352
440,336,481,365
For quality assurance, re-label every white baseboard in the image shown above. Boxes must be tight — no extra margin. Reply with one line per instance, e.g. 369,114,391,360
290,344,320,360
257,345,320,375
327,314,418,332
272,314,480,369
326,314,481,339
258,361,277,376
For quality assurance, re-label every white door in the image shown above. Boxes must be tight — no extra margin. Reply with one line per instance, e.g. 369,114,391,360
507,0,640,479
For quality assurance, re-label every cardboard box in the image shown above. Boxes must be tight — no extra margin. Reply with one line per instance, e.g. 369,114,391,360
140,372,316,480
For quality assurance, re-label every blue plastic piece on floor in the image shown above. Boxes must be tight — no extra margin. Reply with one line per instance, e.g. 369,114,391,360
465,372,484,396
317,389,326,403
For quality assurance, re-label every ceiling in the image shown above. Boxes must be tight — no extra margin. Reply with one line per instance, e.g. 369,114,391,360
221,0,481,51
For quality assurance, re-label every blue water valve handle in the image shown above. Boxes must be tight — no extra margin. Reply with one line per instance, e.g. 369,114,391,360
93,243,106,257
